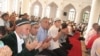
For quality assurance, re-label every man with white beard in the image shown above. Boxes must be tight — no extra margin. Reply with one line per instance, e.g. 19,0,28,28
0,19,39,56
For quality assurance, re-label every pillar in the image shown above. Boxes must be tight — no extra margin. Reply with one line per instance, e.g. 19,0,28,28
86,0,100,33
21,0,30,14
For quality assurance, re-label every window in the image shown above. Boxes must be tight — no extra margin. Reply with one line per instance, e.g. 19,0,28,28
68,8,75,21
45,6,50,18
33,5,39,17
82,11,90,23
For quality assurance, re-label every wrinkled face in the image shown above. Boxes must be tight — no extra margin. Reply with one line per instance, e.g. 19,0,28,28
30,24,39,35
19,24,31,38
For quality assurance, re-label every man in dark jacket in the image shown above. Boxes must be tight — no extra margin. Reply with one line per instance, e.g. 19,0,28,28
0,19,39,56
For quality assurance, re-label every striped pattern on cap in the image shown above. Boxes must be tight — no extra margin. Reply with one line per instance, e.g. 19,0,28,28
16,19,30,26
31,22,38,25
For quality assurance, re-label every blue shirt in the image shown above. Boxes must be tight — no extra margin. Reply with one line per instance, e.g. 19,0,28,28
37,26,48,42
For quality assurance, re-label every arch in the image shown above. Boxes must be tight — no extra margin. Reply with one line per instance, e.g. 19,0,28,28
30,1,42,17
64,4,76,11
81,6,91,23
48,2,58,8
63,4,76,21
45,2,58,19
82,6,91,12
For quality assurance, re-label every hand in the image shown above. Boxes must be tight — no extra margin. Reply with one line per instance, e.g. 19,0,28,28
35,42,42,49
44,37,52,43
0,45,12,56
26,40,38,51
41,42,50,49
58,31,62,37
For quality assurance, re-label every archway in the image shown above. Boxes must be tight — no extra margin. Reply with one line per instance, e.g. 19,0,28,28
30,1,42,17
81,6,91,23
46,2,58,19
63,4,76,21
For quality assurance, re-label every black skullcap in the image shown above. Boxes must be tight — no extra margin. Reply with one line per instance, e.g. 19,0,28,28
15,19,30,26
30,20,38,25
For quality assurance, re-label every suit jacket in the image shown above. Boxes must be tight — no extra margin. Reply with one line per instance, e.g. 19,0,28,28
0,32,38,56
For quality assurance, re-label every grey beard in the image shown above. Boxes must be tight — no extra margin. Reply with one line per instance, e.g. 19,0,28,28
18,34,29,43
19,34,36,43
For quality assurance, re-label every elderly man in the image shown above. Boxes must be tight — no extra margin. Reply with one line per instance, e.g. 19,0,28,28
0,19,39,56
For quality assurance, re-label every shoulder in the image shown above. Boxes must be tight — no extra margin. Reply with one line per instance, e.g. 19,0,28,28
49,25,58,31
0,32,17,44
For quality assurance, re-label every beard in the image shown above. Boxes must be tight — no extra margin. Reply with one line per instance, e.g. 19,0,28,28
18,33,29,43
19,34,29,39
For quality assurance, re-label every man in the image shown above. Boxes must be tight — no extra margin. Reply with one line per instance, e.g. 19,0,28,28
37,17,56,56
85,23,99,45
0,13,13,34
0,19,39,56
0,13,9,26
91,26,100,56
48,18,66,56
37,17,50,43
30,21,39,42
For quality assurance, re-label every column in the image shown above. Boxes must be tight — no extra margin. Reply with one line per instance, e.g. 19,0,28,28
75,9,82,24
41,7,45,18
86,0,100,33
8,0,13,14
21,0,30,14
59,8,64,21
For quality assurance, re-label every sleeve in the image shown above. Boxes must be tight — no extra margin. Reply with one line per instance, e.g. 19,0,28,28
37,30,45,43
0,41,4,48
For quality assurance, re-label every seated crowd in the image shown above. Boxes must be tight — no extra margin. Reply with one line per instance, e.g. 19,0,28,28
0,12,100,56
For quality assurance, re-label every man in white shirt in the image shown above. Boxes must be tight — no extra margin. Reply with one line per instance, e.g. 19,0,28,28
48,18,66,56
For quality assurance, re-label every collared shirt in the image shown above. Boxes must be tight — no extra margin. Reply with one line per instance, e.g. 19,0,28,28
48,25,60,50
25,34,37,43
14,31,24,53
37,26,48,42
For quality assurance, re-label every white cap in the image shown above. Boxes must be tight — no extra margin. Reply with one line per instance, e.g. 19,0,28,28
54,18,61,22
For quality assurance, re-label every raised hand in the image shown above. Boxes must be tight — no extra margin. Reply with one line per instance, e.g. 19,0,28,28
25,40,38,51
0,45,12,56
